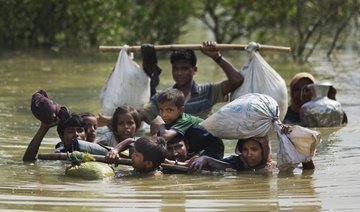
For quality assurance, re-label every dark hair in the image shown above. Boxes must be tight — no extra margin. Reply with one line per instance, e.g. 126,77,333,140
56,113,85,139
170,49,197,66
167,134,186,145
78,112,95,118
111,105,141,132
134,136,166,168
157,88,185,108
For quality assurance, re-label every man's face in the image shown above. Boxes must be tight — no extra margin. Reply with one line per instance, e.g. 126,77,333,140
158,101,184,124
171,59,197,86
166,140,188,162
62,127,85,147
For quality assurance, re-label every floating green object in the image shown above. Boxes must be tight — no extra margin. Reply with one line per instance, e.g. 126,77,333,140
65,151,115,180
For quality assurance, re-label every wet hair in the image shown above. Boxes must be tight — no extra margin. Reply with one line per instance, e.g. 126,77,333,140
111,105,141,132
170,49,197,66
157,88,185,108
56,113,85,139
78,112,95,118
134,136,167,168
167,134,186,145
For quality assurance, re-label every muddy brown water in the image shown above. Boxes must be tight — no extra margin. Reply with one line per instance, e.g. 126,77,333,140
0,49,359,211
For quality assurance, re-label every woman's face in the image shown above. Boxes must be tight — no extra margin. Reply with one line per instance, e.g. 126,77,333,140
241,140,263,168
292,78,314,106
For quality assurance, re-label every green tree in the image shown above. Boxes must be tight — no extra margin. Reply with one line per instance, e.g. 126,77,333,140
194,0,359,63
194,0,291,43
121,0,194,45
289,0,359,63
0,0,193,49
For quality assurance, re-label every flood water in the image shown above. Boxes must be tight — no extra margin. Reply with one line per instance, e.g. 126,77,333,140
0,48,359,211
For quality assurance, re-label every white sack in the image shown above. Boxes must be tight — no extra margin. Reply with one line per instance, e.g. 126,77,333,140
276,124,321,171
100,47,150,116
200,93,279,139
231,52,288,121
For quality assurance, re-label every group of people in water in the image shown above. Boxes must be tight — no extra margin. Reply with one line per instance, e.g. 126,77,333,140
23,41,345,175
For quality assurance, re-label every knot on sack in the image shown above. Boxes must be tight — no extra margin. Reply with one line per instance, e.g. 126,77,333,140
272,106,279,123
67,151,83,166
245,41,261,53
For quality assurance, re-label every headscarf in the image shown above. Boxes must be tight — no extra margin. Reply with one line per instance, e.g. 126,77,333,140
289,72,316,112
235,136,272,170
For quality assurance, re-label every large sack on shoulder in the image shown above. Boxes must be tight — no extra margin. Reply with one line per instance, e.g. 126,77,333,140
231,51,288,121
276,125,321,171
100,47,150,116
200,93,279,139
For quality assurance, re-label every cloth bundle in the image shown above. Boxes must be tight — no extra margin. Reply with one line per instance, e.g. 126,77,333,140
201,93,279,139
31,89,70,124
276,124,321,171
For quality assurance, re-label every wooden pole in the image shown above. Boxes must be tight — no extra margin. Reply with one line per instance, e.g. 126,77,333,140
99,44,291,53
37,153,189,172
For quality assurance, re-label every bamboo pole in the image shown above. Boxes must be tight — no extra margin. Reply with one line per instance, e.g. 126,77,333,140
99,44,291,53
37,153,189,172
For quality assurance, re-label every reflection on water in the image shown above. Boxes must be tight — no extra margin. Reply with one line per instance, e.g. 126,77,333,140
0,49,359,210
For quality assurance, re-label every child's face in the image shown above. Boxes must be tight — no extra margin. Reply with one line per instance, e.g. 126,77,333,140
62,127,85,147
241,139,263,168
166,140,188,162
131,148,151,172
158,101,184,124
116,113,137,141
83,116,97,142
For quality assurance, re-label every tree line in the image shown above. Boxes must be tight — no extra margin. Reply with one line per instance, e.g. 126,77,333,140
0,0,358,63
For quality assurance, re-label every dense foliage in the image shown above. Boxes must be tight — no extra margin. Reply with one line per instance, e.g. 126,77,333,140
0,0,193,49
0,0,358,63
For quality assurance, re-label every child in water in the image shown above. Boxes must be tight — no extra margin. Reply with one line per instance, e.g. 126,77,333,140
96,106,142,147
23,111,86,161
188,136,273,172
105,136,167,174
79,112,98,143
189,134,315,173
156,88,224,160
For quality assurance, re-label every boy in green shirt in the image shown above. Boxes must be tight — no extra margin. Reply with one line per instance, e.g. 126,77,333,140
157,88,224,161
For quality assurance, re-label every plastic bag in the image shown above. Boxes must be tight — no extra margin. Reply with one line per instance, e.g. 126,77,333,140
231,51,288,121
200,93,279,139
276,124,321,171
100,47,150,116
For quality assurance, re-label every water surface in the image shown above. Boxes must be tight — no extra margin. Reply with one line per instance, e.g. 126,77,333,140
0,49,359,211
